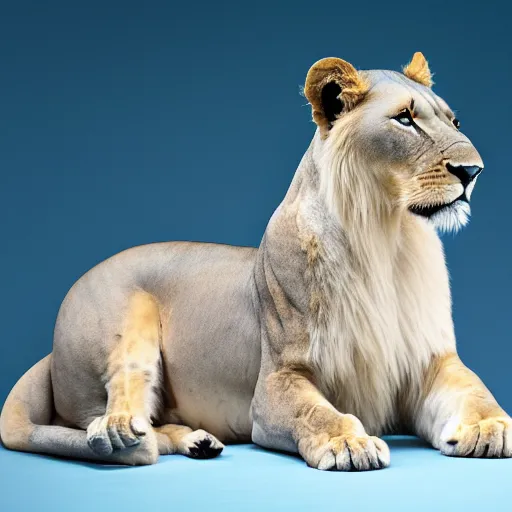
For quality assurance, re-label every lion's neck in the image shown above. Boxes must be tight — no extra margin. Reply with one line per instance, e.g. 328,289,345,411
287,134,403,255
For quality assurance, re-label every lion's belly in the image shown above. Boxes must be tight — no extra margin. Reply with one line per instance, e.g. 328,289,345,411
166,372,255,442
147,242,261,442
160,288,261,442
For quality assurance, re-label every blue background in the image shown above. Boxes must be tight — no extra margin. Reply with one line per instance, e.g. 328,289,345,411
1,0,510,417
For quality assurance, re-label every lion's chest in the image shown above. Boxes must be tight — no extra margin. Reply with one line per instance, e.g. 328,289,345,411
305,223,455,435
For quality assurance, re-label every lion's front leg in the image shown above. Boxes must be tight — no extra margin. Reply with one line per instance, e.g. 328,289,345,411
251,367,390,471
414,353,512,458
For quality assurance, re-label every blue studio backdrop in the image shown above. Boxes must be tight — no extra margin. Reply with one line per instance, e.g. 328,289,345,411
1,1,510,435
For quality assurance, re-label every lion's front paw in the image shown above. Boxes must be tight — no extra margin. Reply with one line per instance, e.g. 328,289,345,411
87,413,149,456
300,434,390,471
440,416,512,458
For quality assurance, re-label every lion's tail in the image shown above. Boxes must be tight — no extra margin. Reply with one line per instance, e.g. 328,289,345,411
0,354,94,460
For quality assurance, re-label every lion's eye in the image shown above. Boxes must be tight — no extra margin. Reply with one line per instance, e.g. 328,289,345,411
453,118,460,129
393,109,414,127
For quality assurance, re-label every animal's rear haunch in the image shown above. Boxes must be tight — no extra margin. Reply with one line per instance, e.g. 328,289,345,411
0,290,226,465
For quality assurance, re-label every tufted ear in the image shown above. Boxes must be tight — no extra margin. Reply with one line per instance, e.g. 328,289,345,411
403,52,433,87
304,57,369,135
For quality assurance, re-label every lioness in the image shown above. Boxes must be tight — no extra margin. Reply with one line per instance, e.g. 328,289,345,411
1,53,510,470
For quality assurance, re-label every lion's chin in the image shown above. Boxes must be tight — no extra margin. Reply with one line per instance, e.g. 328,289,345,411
409,196,471,233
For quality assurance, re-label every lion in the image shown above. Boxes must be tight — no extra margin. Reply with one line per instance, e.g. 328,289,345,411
1,52,510,470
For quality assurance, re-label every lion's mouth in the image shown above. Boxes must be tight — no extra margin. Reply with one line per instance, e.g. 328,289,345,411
408,194,468,218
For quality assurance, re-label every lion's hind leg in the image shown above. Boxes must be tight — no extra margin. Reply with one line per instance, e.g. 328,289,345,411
156,424,224,459
86,291,162,463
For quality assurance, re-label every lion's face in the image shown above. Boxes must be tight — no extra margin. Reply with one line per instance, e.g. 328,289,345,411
353,71,483,232
304,53,483,232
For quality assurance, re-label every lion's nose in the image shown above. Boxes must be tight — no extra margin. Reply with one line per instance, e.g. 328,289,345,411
462,165,483,181
446,163,483,187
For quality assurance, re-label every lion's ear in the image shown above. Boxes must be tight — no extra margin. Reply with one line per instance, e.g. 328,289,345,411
304,57,369,135
403,52,433,88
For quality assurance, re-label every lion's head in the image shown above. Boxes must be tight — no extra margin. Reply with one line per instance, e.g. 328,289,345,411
304,52,483,233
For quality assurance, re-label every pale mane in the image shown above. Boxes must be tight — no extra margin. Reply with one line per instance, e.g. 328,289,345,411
303,127,456,435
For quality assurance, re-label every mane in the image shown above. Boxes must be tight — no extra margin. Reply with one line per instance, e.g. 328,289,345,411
317,117,398,234
303,126,456,434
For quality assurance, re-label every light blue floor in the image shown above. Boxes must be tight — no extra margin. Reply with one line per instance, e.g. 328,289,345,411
1,436,510,511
